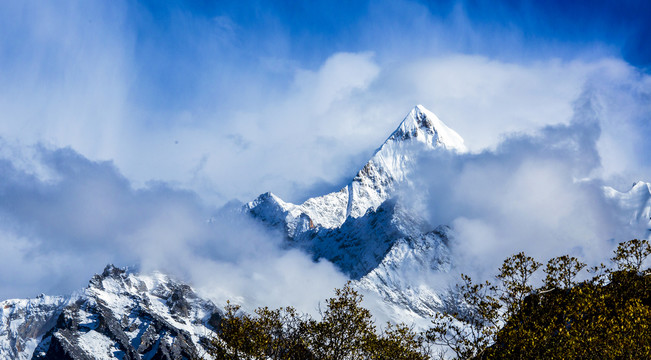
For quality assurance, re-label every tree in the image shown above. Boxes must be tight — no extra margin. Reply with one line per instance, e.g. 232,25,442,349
484,267,651,359
611,238,650,273
426,274,501,360
369,323,430,360
210,283,429,359
428,240,651,359
213,302,313,360
543,255,586,290
212,239,651,359
496,252,542,316
305,284,377,360
479,239,651,359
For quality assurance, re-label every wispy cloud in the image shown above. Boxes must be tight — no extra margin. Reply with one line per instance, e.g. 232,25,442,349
1,1,648,205
403,81,649,283
0,0,649,308
0,144,346,312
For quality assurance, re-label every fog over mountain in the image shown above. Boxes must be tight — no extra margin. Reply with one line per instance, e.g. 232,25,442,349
2,100,650,358
0,2,650,358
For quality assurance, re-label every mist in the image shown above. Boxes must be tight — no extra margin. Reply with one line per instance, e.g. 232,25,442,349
0,143,347,314
402,78,650,284
0,0,649,318
1,1,649,206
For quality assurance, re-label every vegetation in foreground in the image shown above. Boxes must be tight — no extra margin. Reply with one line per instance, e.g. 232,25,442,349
206,239,650,359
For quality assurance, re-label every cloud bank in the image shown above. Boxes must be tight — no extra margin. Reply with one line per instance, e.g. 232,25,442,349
0,0,649,313
1,1,649,206
1,60,647,310
403,78,650,283
0,143,346,313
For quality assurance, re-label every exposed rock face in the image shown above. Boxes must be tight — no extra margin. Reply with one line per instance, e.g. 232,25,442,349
292,198,433,280
245,105,462,321
0,295,70,360
1,266,222,360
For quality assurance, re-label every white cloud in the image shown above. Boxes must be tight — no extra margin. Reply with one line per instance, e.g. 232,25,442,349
0,145,347,314
1,0,650,312
400,89,643,283
1,1,647,208
293,52,380,114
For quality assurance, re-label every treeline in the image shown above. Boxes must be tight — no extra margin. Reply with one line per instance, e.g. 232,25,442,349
205,239,650,359
429,239,650,359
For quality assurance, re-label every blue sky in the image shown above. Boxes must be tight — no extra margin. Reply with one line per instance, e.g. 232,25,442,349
1,0,649,203
0,0,650,302
111,0,651,111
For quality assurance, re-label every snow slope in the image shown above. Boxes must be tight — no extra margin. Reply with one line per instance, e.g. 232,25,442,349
245,105,463,323
245,105,651,324
355,226,452,318
0,295,71,360
245,105,466,238
1,265,221,360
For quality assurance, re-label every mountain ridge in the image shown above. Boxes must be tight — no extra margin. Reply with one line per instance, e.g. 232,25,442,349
1,265,221,360
245,105,465,238
243,105,465,322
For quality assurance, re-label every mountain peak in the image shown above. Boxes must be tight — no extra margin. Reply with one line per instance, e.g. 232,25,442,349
245,105,468,232
386,105,466,152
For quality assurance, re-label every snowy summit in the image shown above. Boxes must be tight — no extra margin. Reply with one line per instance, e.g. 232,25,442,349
246,105,465,236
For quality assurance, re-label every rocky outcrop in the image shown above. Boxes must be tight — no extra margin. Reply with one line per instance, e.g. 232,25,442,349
2,266,222,360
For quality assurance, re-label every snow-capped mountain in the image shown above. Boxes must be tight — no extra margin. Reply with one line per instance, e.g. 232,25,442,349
1,265,221,360
245,105,464,272
245,105,651,322
3,105,651,359
355,226,452,318
0,295,69,360
246,105,466,238
245,105,465,319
